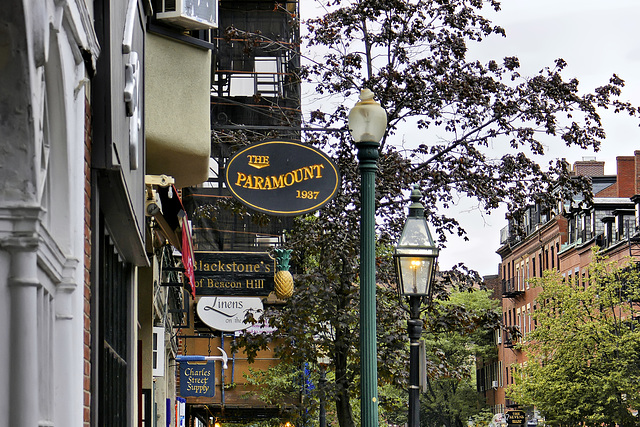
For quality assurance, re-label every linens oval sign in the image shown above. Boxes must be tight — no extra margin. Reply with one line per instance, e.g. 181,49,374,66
197,296,264,332
225,139,340,216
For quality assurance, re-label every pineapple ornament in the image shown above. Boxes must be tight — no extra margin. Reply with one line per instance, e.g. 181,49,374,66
274,249,294,299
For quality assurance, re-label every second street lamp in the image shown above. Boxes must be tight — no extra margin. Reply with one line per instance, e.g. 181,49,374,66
394,185,439,427
348,88,387,427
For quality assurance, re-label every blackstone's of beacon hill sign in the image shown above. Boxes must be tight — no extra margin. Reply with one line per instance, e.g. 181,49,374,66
194,252,275,296
225,139,341,216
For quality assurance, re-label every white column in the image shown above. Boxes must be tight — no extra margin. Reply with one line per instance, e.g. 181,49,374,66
9,248,40,427
55,280,77,427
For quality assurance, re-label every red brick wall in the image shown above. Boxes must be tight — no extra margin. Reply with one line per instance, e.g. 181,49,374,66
596,184,617,198
616,156,635,198
84,96,92,427
573,160,605,177
635,150,640,196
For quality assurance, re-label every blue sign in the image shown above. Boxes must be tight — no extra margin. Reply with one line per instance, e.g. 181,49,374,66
179,361,215,397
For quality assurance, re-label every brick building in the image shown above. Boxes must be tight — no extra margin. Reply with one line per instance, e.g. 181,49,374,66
482,152,640,423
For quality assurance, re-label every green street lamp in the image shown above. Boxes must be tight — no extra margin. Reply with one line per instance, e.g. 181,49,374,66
394,185,439,427
348,88,387,427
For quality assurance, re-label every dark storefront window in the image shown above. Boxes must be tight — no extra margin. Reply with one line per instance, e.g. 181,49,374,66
97,218,131,427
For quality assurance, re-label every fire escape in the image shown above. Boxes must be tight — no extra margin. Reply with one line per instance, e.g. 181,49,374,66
185,0,300,252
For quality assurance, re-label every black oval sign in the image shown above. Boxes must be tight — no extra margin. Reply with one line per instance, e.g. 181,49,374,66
225,140,340,216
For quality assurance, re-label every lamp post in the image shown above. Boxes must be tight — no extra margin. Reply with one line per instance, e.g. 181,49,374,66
393,185,439,427
348,88,387,427
317,359,328,427
315,321,333,427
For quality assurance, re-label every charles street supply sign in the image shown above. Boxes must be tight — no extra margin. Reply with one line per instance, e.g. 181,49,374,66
197,296,264,332
225,139,340,216
179,361,215,398
194,251,275,296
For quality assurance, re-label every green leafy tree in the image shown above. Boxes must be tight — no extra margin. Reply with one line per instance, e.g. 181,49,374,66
508,252,640,426
229,1,638,426
420,289,500,427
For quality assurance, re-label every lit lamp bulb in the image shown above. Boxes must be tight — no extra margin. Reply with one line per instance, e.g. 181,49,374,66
410,259,421,293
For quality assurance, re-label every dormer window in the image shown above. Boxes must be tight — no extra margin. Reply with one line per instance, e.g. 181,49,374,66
632,195,640,232
602,216,615,247
613,209,635,242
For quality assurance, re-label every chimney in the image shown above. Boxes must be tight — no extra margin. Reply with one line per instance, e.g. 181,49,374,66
573,157,605,177
635,150,640,195
616,156,635,198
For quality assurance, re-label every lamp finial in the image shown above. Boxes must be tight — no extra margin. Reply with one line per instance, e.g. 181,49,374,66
408,185,424,218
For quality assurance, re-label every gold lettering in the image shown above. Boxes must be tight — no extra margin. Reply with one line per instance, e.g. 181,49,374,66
242,175,254,189
303,166,314,180
233,163,330,191
284,172,295,186
235,172,247,186
271,175,284,189
254,176,265,189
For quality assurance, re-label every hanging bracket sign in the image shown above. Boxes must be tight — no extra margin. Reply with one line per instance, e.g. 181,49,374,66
194,251,275,296
225,139,341,216
197,296,264,332
179,361,215,398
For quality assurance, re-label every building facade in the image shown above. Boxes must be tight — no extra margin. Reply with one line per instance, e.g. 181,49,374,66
1,0,211,426
485,153,640,423
0,1,99,425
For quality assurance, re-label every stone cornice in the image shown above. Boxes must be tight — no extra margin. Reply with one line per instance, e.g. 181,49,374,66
0,205,79,290
0,206,44,250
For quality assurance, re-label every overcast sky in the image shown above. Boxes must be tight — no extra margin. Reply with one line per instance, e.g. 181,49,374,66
301,1,640,276
435,0,640,276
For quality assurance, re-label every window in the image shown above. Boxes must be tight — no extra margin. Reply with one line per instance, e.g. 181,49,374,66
96,218,133,427
532,257,536,278
152,327,165,377
227,57,281,97
539,252,543,276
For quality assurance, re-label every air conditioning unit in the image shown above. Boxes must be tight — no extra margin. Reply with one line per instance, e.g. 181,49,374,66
157,0,218,29
492,380,499,389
